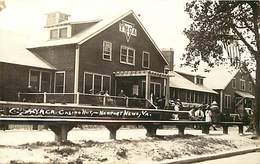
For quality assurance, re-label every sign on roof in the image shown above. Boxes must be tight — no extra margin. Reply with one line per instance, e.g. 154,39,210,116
119,20,137,42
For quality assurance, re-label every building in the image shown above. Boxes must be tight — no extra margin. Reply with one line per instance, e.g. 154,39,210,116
0,30,55,101
169,70,218,108
1,10,169,105
204,65,255,114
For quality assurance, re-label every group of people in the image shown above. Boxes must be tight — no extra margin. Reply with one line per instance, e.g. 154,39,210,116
188,101,219,122
188,101,219,130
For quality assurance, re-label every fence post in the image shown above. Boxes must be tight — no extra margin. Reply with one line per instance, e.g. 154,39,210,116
43,92,47,103
17,92,21,101
103,95,106,106
76,92,80,105
126,97,129,107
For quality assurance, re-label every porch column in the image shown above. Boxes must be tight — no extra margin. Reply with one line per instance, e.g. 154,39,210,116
74,44,80,94
220,90,223,112
74,45,80,104
145,71,151,100
165,75,170,107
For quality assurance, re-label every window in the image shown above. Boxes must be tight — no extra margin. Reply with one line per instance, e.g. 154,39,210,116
142,51,150,68
29,70,40,91
50,27,69,39
240,79,246,91
196,77,203,85
50,29,58,39
120,46,135,65
83,72,111,94
55,72,65,93
41,72,51,92
102,41,112,61
59,27,68,38
29,70,51,92
232,78,236,89
248,82,253,92
224,94,232,108
142,81,161,98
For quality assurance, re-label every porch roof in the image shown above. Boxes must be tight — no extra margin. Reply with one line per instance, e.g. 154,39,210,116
113,70,169,78
235,91,255,99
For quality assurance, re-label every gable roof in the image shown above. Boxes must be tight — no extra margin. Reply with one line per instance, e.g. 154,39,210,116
27,10,168,65
204,66,239,90
0,30,56,70
169,71,217,94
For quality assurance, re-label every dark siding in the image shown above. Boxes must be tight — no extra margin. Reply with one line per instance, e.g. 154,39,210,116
177,73,195,83
0,63,54,101
78,14,167,93
31,45,75,93
222,71,255,113
71,23,97,36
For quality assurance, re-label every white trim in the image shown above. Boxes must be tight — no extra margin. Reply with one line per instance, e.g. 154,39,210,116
142,80,161,98
240,79,246,91
77,10,168,65
54,71,66,93
102,41,112,61
49,25,71,40
120,45,135,66
83,72,111,94
224,94,232,109
142,51,150,69
220,90,223,112
74,45,80,93
28,69,52,92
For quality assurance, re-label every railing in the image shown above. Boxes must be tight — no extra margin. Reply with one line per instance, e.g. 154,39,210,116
17,92,156,109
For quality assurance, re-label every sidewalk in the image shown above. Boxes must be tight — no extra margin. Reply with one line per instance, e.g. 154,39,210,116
160,146,260,164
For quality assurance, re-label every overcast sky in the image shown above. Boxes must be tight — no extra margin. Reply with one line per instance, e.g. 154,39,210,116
0,0,191,64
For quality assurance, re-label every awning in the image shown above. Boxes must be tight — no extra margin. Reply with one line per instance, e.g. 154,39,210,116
235,91,255,99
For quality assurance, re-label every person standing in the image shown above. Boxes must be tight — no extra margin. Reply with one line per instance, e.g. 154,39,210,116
210,101,219,130
205,109,212,122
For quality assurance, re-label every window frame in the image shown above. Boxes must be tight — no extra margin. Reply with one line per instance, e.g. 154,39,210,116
83,72,111,94
50,29,59,39
102,41,112,61
59,27,68,38
54,71,66,93
240,79,246,91
141,81,161,98
224,94,232,108
28,69,52,93
120,45,135,65
232,78,236,89
248,81,253,92
142,51,150,69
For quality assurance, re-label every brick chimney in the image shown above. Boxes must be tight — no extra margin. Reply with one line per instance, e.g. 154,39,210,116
162,48,174,71
46,11,70,27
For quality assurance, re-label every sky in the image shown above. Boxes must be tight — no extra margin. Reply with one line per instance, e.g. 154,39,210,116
0,0,191,64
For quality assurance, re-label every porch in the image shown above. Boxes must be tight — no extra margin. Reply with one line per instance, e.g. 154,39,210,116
114,70,170,107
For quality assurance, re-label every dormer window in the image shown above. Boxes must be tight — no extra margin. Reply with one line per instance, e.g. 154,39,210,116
50,29,58,39
59,27,68,38
49,26,70,40
196,77,203,85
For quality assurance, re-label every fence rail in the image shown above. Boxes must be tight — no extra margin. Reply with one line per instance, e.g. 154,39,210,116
17,92,155,109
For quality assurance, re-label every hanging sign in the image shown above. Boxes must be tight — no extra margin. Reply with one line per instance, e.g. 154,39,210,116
119,20,137,42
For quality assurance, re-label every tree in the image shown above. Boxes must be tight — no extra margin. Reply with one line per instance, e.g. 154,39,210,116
0,0,5,12
183,0,260,136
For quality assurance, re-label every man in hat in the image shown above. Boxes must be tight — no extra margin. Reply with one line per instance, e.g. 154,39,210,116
210,101,219,130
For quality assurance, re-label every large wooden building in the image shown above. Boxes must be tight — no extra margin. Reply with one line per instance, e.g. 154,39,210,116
0,11,169,103
204,66,255,114
169,70,218,108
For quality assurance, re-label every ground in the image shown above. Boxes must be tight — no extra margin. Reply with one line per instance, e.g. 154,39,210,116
0,126,259,163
